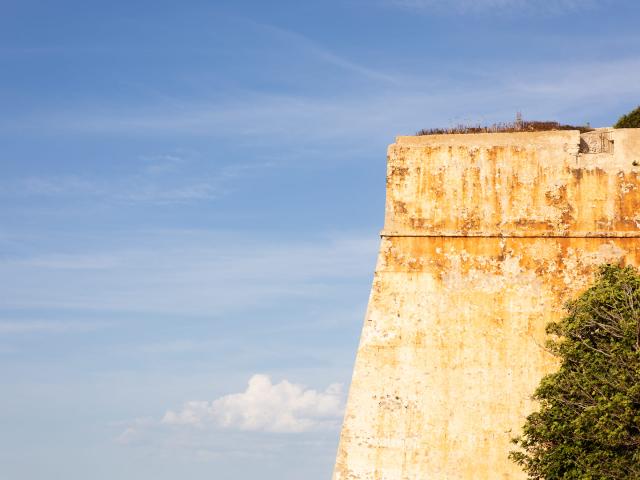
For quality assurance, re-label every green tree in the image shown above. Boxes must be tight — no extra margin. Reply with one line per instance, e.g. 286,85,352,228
510,264,640,479
614,106,640,128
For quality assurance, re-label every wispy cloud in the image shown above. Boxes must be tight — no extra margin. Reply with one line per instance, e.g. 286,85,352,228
505,57,640,98
140,154,187,174
23,176,99,196
118,181,220,203
385,0,605,15
5,54,639,142
255,22,404,86
0,230,378,315
14,253,120,270
0,320,111,334
136,340,214,354
1,159,273,205
2,172,219,204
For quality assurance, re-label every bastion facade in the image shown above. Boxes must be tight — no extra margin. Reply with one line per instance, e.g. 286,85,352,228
333,128,640,479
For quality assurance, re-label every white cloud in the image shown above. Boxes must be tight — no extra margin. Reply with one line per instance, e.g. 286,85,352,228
161,374,344,433
116,375,345,452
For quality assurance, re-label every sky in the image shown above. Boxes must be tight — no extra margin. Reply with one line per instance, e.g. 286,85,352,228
1,1,640,479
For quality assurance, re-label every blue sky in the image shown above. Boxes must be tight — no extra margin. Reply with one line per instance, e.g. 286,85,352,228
1,1,639,479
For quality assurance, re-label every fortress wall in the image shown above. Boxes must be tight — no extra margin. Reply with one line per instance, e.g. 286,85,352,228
333,129,640,479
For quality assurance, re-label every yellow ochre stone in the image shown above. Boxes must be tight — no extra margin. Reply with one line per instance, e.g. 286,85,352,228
333,128,640,479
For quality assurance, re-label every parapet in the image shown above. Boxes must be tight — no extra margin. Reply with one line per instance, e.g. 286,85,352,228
384,129,640,238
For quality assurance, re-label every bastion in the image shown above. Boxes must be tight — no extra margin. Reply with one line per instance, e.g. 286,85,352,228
333,128,640,479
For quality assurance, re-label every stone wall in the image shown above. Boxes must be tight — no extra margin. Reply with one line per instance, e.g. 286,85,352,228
333,129,640,479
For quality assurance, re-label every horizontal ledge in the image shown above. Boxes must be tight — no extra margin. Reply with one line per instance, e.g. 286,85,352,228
380,230,640,239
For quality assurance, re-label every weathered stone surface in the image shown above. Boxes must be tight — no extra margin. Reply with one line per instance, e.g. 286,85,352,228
333,129,640,479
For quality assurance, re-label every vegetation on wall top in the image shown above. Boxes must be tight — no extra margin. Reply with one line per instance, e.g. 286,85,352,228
416,119,592,136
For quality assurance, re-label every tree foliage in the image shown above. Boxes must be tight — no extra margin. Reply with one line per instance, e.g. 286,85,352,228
614,106,640,128
510,264,640,479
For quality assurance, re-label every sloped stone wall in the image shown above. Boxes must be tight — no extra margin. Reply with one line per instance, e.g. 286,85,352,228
333,129,640,479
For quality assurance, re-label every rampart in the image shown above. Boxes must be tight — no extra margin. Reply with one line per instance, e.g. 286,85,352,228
333,128,640,479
